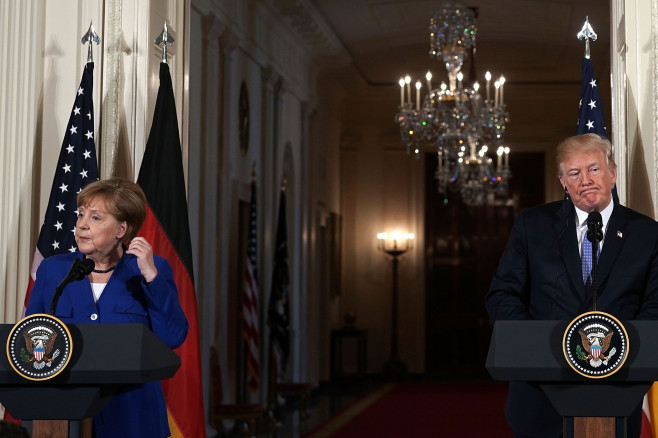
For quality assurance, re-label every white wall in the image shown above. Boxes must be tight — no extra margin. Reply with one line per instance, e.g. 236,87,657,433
188,0,343,422
0,1,46,322
612,0,656,217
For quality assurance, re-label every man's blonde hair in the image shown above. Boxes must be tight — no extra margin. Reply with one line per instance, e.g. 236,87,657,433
556,133,616,177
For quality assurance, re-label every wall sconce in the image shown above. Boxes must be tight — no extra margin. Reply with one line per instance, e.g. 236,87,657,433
377,231,414,378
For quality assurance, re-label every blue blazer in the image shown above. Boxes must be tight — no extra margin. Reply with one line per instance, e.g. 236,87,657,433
26,250,188,438
486,200,658,437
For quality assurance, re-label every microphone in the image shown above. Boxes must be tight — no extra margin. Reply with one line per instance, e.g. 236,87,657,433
586,211,603,311
71,258,95,281
586,211,603,243
49,258,95,315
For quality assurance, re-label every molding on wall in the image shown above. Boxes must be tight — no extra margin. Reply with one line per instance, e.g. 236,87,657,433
611,0,627,204
270,0,345,58
101,0,122,178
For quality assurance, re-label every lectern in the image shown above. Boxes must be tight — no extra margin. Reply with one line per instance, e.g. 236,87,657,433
0,323,181,438
486,320,658,438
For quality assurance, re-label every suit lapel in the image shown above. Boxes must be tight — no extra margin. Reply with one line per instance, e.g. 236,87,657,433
554,201,586,299
596,205,628,290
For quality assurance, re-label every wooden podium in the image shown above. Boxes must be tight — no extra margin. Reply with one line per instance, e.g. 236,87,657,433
0,323,181,438
486,320,658,438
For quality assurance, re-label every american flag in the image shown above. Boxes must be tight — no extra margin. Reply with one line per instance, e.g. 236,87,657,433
24,62,99,305
576,57,606,137
243,180,260,391
574,56,618,204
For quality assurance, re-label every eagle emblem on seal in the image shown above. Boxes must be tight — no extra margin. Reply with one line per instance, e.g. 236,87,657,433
22,331,59,369
563,312,628,378
7,315,73,380
578,325,616,368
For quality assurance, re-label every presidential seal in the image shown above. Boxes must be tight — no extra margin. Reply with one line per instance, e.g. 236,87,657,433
562,311,628,379
6,314,73,381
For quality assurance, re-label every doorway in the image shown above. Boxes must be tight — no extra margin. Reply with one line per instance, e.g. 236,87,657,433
424,151,545,379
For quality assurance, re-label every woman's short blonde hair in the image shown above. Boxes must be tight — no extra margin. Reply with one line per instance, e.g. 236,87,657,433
77,178,147,242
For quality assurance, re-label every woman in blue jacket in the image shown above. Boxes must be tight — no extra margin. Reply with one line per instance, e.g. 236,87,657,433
26,178,188,438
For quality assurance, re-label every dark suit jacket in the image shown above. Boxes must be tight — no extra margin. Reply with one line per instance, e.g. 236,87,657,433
486,200,658,437
26,250,188,438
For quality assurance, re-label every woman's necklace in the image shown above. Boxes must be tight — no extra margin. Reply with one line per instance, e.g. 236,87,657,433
86,251,123,274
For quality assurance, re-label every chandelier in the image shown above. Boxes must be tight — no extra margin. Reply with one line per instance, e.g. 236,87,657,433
395,3,512,206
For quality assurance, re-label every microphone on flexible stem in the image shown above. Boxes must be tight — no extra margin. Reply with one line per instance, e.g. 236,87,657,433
49,258,95,315
586,211,603,311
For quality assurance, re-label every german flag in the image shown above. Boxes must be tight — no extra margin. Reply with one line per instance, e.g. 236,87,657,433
137,62,205,438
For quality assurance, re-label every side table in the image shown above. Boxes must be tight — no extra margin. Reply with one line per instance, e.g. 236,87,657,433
330,327,367,381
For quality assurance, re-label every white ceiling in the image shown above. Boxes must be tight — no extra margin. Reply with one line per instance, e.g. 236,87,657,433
301,0,612,153
310,0,610,87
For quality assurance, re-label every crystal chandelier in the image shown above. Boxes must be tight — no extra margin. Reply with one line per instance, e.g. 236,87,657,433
395,3,512,206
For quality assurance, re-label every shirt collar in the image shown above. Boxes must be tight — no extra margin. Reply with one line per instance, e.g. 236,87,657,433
575,199,614,230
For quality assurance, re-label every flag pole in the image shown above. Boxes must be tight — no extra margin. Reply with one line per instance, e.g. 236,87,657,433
142,24,206,437
574,17,619,205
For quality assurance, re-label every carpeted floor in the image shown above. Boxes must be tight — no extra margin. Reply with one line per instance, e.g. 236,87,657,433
305,381,512,438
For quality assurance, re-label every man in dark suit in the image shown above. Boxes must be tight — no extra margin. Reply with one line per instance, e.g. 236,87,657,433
485,133,658,438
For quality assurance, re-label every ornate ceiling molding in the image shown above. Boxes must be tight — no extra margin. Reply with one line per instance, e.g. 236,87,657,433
270,0,348,59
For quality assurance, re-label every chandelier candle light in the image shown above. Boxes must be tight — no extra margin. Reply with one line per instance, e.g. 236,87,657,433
395,2,512,205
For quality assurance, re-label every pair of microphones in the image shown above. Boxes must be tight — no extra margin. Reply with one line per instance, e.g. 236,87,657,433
586,211,603,244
